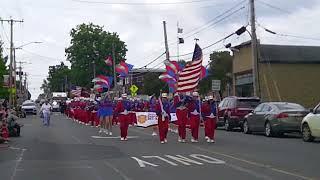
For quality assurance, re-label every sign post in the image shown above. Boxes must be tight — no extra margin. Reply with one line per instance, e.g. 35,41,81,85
212,80,221,123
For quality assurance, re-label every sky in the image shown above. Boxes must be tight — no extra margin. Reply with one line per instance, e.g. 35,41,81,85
0,0,319,99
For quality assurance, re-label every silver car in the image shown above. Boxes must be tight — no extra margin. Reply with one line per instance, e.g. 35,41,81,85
243,102,308,137
21,101,37,115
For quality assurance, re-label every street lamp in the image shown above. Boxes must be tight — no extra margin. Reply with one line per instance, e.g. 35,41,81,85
11,41,43,107
15,41,43,49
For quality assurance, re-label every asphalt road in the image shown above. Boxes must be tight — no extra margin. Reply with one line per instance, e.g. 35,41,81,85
1,113,319,180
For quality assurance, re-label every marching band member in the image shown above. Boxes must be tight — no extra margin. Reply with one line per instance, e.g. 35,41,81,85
202,96,216,143
115,93,131,141
176,97,188,143
187,92,201,143
149,95,158,136
96,94,114,135
156,93,171,144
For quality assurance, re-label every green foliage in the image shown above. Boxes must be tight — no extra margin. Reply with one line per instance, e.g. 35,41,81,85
65,23,127,88
40,79,50,97
141,72,167,97
199,51,232,95
46,62,70,92
0,40,9,98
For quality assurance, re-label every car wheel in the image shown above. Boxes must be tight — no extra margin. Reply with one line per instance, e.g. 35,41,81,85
243,120,251,134
224,118,232,131
302,124,314,142
265,121,273,137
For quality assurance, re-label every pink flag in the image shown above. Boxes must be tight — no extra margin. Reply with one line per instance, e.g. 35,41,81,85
104,56,113,66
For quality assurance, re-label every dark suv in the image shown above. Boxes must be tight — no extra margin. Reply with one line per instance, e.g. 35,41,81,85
217,96,260,131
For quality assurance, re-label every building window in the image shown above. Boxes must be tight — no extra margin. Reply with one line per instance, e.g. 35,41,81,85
235,73,253,85
235,73,253,97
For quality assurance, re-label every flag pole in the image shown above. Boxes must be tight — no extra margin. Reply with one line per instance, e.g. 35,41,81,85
177,21,180,62
112,42,117,97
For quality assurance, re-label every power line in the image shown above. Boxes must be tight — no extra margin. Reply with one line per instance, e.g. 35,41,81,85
136,52,165,69
171,30,236,58
181,6,245,42
256,22,320,41
128,0,245,65
166,2,246,47
20,49,64,62
256,0,290,14
180,0,246,38
72,0,216,5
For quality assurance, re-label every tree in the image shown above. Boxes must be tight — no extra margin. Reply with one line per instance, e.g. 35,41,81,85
65,23,127,88
199,51,232,95
0,40,9,98
46,62,70,92
141,73,167,97
40,79,50,97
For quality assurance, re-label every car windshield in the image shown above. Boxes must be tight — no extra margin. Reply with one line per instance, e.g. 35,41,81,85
237,99,260,108
23,103,35,107
274,103,305,111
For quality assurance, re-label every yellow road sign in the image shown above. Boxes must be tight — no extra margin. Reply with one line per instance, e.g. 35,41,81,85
130,85,138,93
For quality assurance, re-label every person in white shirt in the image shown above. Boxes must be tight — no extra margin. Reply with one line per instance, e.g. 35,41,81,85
40,100,52,126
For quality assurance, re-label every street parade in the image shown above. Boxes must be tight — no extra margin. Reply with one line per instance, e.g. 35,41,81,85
65,91,218,144
2,0,320,179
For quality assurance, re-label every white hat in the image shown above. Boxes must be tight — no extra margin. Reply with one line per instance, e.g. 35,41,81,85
205,96,209,100
192,92,199,96
161,93,168,98
186,92,191,96
208,95,214,100
174,93,179,96
122,93,127,98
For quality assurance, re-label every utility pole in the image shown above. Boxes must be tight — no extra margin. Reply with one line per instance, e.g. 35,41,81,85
163,21,170,61
92,60,96,78
112,42,117,95
0,18,23,108
24,73,27,100
249,0,259,97
64,75,68,92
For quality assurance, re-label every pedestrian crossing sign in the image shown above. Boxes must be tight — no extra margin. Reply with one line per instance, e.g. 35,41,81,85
130,85,138,93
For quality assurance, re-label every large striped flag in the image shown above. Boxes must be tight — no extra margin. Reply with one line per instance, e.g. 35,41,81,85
176,43,203,92
70,86,82,97
116,61,134,77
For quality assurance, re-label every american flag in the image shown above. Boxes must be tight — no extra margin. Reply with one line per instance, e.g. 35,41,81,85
176,43,203,92
70,86,82,97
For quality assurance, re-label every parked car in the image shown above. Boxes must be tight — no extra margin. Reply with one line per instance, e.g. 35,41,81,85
217,96,260,131
301,103,320,142
21,101,37,115
243,102,308,137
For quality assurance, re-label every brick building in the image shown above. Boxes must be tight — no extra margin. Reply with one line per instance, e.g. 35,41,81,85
232,41,320,108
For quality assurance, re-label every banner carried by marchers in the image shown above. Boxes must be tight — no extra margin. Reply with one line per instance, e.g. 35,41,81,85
135,112,177,128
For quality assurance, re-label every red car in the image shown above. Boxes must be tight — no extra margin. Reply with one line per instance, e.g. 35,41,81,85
217,96,261,131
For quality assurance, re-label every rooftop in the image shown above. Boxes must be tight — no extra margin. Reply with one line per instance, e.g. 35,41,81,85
233,41,320,63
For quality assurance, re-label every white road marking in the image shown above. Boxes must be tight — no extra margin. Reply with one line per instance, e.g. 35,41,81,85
103,161,132,180
10,148,26,180
193,146,313,180
131,157,159,168
142,156,178,166
189,154,225,164
165,155,203,166
91,136,139,139
132,154,226,168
